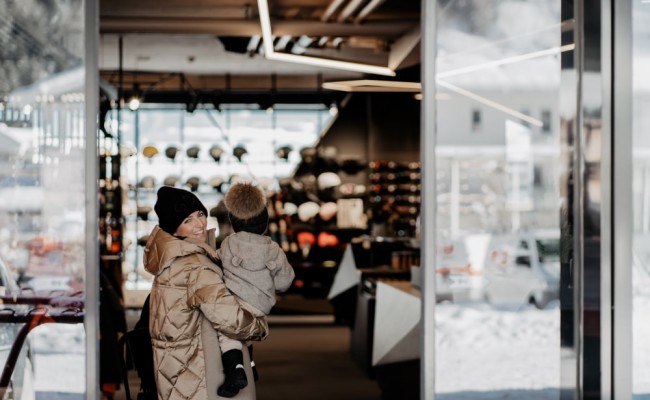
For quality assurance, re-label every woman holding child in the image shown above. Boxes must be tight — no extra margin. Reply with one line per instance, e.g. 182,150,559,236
143,186,268,400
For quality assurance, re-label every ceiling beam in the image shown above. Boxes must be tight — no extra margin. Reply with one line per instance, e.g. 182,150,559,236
118,89,344,106
321,0,347,22
100,71,335,91
100,17,414,37
354,0,385,24
337,0,366,22
387,25,420,70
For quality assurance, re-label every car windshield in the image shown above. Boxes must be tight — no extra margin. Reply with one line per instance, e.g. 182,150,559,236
536,239,560,263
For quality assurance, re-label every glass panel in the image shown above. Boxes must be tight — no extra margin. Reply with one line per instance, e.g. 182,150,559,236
632,2,650,397
0,0,86,397
111,105,333,293
434,0,562,398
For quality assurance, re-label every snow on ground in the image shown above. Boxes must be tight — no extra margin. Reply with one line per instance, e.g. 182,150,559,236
634,298,650,395
633,252,650,397
30,324,85,394
435,301,560,398
28,301,563,398
20,275,650,398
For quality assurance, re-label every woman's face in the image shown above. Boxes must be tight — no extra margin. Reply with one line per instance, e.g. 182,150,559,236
174,210,208,242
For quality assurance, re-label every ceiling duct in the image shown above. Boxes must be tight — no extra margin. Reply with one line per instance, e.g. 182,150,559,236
274,35,293,52
218,37,253,55
246,36,262,56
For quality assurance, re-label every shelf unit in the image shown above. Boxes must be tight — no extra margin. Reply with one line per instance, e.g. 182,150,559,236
368,161,421,238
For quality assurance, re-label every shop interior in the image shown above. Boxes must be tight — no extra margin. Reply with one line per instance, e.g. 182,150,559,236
15,0,650,399
0,0,425,398
98,1,423,399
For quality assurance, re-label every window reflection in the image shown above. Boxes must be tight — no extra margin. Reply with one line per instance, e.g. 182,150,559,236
632,1,650,397
0,0,86,396
435,0,561,397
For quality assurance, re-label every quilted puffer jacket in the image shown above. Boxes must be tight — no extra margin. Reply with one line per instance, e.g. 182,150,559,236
144,225,268,400
218,231,295,314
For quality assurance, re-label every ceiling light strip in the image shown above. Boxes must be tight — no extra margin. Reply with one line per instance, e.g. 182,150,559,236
322,83,419,92
355,0,386,24
438,23,564,63
322,79,421,91
257,0,276,55
388,26,422,70
338,0,366,22
257,0,395,76
267,52,395,75
351,80,420,89
321,0,347,22
437,44,575,79
437,80,544,127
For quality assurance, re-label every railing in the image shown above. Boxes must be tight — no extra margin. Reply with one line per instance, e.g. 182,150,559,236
0,293,85,398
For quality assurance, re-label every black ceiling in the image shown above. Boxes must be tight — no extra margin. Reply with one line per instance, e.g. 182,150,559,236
99,0,422,95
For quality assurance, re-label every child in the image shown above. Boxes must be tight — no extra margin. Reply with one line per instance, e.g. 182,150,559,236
216,182,295,398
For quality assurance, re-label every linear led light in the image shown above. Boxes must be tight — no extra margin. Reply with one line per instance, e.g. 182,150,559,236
438,44,575,79
324,78,541,126
414,93,451,101
437,81,543,127
257,0,396,76
323,44,575,90
322,79,421,92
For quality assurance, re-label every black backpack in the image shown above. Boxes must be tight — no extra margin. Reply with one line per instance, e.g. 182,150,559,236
120,294,157,400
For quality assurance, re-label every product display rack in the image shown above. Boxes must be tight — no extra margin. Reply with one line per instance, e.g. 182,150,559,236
368,161,421,238
99,134,125,299
266,190,367,298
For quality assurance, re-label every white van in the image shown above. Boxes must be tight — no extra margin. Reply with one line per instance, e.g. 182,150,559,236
482,230,561,309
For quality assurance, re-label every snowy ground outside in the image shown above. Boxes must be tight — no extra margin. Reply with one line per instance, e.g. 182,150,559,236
435,301,560,399
30,324,85,397
18,267,650,398
27,302,563,398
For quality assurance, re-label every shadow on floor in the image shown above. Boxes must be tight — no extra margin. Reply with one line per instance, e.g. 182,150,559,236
255,323,381,400
115,316,383,400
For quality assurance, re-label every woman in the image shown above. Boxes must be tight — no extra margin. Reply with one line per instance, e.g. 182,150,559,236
144,186,268,400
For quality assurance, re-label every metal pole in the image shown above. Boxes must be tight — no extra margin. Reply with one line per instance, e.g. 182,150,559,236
420,0,437,398
84,0,100,398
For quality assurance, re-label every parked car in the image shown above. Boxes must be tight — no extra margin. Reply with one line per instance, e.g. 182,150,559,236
434,237,485,303
0,177,43,215
483,230,561,309
0,254,35,400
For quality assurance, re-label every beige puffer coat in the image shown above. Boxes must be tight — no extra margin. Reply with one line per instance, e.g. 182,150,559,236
144,226,268,400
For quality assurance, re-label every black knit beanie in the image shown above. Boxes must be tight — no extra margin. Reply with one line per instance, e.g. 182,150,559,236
224,183,269,235
154,186,208,234
228,208,269,235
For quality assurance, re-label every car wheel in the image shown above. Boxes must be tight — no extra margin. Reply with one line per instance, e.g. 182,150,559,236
528,295,542,309
483,293,491,304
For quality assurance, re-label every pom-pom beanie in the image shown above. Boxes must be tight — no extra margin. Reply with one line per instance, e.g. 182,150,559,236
224,183,269,235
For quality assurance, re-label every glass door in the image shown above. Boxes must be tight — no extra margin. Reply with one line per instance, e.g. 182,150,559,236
0,0,96,397
632,1,650,398
432,1,563,398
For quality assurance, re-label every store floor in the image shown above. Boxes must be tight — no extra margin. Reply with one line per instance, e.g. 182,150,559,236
116,310,382,400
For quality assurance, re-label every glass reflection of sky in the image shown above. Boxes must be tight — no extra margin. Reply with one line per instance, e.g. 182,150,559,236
434,1,561,398
114,106,332,188
437,0,561,91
